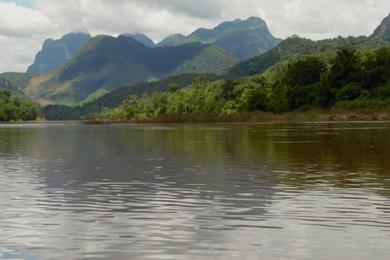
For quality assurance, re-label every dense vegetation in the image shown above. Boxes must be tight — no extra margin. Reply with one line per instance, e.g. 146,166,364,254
229,36,388,78
91,46,390,121
42,74,217,120
0,90,39,121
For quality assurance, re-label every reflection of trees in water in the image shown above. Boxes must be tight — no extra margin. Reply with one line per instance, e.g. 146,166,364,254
2,123,390,194
2,123,390,257
126,123,390,193
0,125,277,257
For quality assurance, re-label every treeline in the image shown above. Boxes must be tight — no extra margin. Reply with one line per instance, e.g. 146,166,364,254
42,73,218,120
93,46,390,121
0,90,40,121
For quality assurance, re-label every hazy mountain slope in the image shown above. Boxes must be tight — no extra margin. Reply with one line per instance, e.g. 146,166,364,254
157,34,187,47
25,36,237,106
372,13,390,42
229,36,389,78
42,73,218,120
0,73,32,97
158,17,280,60
120,33,156,47
27,32,91,74
173,46,238,75
0,72,31,90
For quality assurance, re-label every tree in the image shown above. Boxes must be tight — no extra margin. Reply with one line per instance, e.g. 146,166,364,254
328,48,362,88
168,83,179,93
285,56,326,86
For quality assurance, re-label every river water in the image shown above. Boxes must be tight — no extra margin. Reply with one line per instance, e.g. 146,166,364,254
0,122,390,259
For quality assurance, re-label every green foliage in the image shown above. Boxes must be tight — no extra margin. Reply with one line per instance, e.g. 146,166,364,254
336,83,363,101
43,46,390,121
285,56,326,86
327,48,362,88
173,46,238,75
41,73,217,120
0,90,39,121
95,46,390,121
0,72,31,90
229,36,389,78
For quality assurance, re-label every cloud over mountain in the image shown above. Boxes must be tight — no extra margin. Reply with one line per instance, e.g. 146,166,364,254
0,0,389,72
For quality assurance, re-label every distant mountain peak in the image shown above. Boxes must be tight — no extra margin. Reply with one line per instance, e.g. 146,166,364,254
120,33,156,48
157,17,280,60
27,32,91,74
26,36,237,106
372,12,390,42
288,34,301,39
157,34,187,47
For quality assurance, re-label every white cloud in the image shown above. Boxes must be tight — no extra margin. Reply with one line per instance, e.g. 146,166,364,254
0,2,54,72
0,2,52,37
0,0,389,72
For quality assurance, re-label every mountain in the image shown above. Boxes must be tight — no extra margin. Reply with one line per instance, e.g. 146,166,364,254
372,13,390,42
157,17,280,60
0,78,13,90
229,35,389,78
25,35,237,106
158,34,187,47
42,73,218,120
0,72,32,97
27,32,91,74
120,33,156,47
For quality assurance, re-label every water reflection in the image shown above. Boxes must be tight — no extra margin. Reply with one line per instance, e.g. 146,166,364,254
0,122,390,259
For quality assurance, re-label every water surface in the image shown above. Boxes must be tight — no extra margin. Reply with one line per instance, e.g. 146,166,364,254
1,122,390,259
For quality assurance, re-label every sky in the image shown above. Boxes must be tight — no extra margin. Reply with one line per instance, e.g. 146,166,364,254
0,0,389,72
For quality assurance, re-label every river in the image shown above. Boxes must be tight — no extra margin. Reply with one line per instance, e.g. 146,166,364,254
0,122,390,259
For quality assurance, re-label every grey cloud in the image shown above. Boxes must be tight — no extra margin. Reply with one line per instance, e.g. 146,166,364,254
131,0,224,19
1,0,390,72
0,2,52,37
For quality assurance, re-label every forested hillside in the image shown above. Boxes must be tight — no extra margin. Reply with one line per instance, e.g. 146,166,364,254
89,46,390,122
0,90,39,121
25,36,237,106
229,36,388,78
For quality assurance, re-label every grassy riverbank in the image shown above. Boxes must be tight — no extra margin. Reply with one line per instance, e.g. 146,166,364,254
84,108,390,124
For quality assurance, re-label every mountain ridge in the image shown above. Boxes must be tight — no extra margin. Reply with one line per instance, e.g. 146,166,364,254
25,35,237,106
229,35,389,78
120,33,156,47
27,32,91,74
157,17,280,60
372,12,390,42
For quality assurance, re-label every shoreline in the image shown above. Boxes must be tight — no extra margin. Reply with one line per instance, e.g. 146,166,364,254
83,110,390,125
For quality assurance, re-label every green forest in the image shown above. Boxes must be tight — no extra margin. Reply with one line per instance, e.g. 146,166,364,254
0,90,40,121
90,46,390,122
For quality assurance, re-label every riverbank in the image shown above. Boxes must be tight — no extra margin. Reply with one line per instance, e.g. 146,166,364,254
84,109,390,124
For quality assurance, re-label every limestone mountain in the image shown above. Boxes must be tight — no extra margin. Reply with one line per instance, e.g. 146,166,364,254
157,34,187,47
25,35,237,106
372,13,390,42
229,36,389,78
120,33,156,47
27,32,91,74
158,17,280,60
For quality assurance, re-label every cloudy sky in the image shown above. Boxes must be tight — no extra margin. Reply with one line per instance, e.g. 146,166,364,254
0,0,389,72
